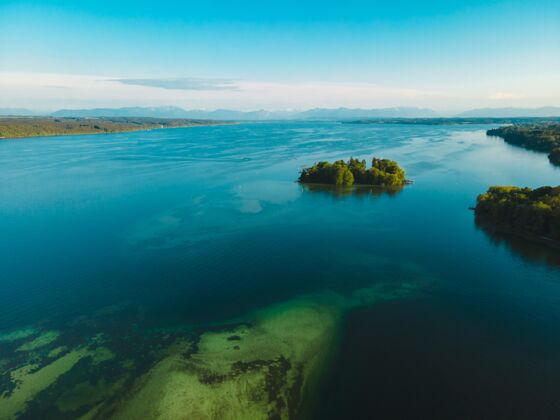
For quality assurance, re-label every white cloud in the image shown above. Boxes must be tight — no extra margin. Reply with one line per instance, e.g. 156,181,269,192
0,71,446,110
116,77,238,91
2,71,557,111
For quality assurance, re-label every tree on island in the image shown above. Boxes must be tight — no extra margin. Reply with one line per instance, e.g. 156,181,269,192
299,157,406,187
475,186,560,241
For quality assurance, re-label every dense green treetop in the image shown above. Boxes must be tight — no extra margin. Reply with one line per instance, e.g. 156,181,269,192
487,123,560,166
299,157,406,187
475,186,560,241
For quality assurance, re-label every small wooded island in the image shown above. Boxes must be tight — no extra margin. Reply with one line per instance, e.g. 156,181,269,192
299,157,407,186
475,186,560,244
487,124,560,166
0,117,230,139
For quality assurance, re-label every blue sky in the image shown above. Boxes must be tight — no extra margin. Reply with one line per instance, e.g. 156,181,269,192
1,0,559,111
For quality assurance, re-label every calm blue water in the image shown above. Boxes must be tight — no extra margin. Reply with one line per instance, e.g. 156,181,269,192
1,121,560,417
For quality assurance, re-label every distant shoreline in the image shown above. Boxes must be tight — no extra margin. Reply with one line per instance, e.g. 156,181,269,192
0,116,235,140
345,117,560,126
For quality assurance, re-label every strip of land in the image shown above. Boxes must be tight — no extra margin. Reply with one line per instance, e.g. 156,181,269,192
475,186,560,248
487,123,560,165
0,117,232,139
346,117,560,126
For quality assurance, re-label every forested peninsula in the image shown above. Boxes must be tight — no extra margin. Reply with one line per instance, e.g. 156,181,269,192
299,157,407,187
487,124,560,165
475,186,560,246
0,117,230,139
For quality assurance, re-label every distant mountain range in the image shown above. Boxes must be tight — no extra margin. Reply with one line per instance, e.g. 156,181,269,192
1,106,560,120
0,106,438,120
50,106,194,119
0,108,42,116
48,106,438,120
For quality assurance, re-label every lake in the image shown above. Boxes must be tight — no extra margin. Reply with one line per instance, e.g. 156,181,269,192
1,121,559,419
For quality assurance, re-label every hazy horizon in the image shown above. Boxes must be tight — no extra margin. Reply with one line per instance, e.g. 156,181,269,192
3,104,560,119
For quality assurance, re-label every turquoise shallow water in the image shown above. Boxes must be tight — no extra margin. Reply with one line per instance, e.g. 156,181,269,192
1,121,560,417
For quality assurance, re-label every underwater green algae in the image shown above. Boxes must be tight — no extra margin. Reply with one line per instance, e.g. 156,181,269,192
0,347,110,419
0,260,434,419
0,329,36,344
0,304,180,419
16,331,59,352
108,299,341,419
88,269,431,419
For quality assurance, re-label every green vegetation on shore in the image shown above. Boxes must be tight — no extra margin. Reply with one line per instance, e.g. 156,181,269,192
299,157,407,187
475,186,560,242
487,124,560,166
0,117,229,139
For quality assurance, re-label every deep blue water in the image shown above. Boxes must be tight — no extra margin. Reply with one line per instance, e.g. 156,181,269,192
1,121,560,417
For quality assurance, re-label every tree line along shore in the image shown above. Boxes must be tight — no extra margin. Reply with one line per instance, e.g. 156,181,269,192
477,123,560,247
475,123,560,248
0,117,230,139
487,123,560,166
